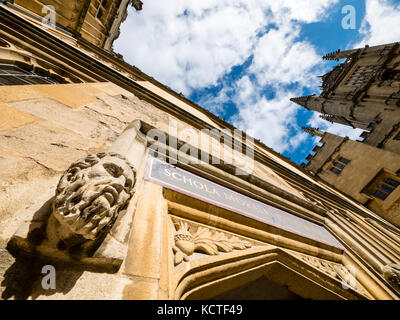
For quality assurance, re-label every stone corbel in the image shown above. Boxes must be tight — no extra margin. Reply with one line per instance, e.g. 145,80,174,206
7,120,148,273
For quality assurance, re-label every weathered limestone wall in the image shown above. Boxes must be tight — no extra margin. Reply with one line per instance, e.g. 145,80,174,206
318,140,400,202
9,0,124,49
0,82,159,233
0,81,176,299
305,133,345,174
317,139,400,225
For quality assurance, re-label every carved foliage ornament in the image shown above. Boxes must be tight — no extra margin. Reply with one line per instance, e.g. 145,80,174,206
49,152,136,249
173,222,252,266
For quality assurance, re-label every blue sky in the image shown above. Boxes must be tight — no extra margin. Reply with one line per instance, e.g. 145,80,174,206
115,0,400,164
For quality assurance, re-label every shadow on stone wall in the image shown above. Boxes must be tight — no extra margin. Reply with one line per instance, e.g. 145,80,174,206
1,255,85,300
0,197,85,300
1,191,122,299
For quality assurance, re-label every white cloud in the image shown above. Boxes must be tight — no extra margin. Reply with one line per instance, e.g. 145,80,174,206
115,0,338,94
357,0,400,47
196,85,233,115
231,76,307,153
116,1,268,93
115,0,340,154
249,24,322,87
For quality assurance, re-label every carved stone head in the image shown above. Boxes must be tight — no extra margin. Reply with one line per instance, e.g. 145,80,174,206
50,152,135,249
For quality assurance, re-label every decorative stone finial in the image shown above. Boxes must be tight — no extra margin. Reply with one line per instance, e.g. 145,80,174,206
320,114,335,123
323,49,341,61
302,127,325,137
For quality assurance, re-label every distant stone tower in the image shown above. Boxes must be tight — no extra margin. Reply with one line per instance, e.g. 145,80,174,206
291,42,400,154
292,43,400,226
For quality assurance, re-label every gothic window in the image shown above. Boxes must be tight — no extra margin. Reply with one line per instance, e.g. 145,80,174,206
371,180,397,200
0,63,60,86
338,157,350,164
372,190,389,200
385,178,400,188
329,157,350,175
363,171,400,201
333,162,345,170
345,65,376,87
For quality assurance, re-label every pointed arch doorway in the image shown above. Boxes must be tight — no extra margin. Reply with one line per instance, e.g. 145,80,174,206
173,247,367,300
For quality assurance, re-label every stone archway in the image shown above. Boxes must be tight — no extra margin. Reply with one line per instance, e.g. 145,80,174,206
173,247,368,300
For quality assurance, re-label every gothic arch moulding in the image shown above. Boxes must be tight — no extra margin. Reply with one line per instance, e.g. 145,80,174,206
169,218,370,300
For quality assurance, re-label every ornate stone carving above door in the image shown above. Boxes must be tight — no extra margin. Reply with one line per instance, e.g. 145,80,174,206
172,221,253,266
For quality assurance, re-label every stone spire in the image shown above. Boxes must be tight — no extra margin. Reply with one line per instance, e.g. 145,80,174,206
290,95,316,108
302,127,325,137
290,94,324,112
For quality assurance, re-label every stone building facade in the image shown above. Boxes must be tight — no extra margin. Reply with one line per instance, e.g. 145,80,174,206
5,0,142,51
291,43,400,228
0,1,400,300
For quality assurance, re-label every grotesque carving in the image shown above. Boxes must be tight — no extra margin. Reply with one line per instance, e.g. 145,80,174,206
383,263,400,292
47,152,136,251
173,221,252,266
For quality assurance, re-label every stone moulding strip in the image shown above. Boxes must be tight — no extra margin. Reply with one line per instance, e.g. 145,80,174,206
172,247,367,300
167,204,343,263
